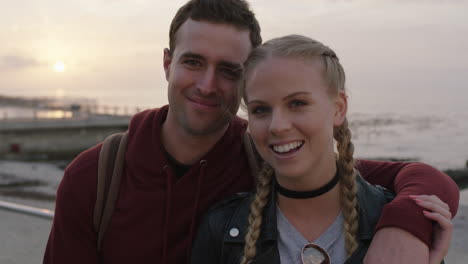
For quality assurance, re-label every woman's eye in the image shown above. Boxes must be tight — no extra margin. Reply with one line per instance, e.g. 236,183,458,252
250,106,269,115
290,100,306,108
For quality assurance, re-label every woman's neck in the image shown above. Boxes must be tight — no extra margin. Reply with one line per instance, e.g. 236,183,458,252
277,181,341,218
275,158,342,241
277,183,341,241
276,154,337,191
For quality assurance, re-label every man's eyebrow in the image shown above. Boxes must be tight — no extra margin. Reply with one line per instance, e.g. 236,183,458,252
219,61,243,71
180,52,242,70
179,52,205,61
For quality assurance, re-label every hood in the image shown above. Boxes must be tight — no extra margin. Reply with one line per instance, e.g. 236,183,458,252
125,104,249,189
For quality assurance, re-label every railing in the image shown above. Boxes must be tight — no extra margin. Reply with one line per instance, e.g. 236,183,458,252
0,104,147,121
0,200,54,220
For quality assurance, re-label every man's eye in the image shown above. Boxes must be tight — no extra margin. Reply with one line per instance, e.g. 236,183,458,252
290,100,307,108
184,59,202,67
220,68,241,81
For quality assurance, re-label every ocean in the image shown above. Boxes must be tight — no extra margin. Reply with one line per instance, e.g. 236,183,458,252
1,85,467,171
1,0,467,170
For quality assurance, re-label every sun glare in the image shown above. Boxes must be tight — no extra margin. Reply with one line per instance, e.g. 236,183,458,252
53,61,66,72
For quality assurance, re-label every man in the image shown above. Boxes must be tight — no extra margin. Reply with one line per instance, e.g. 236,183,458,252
44,0,459,263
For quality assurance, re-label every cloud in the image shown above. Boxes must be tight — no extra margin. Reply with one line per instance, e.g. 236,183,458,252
0,55,40,71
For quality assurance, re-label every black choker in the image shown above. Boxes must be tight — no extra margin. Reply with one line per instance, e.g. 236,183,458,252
275,167,341,199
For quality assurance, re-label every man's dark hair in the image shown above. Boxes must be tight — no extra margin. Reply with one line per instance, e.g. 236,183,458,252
169,0,262,51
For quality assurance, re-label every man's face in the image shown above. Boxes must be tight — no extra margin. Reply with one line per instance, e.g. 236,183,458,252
164,19,252,136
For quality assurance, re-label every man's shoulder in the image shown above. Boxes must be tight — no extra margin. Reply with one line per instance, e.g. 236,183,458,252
54,144,103,215
58,144,102,195
65,144,101,177
128,106,166,133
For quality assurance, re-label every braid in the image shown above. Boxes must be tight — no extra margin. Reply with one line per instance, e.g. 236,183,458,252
334,118,359,256
240,163,273,264
243,34,359,257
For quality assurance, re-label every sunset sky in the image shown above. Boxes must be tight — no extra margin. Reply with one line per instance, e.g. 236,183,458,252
1,0,467,112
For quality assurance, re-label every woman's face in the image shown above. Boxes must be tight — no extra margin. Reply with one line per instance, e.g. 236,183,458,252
245,56,347,188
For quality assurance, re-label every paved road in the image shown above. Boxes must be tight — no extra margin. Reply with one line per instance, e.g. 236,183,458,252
445,202,468,263
0,197,53,264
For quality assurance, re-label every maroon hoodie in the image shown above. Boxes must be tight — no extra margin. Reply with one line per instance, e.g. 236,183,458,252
44,105,459,264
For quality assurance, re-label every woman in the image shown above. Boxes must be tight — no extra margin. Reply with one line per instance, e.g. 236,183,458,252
191,35,452,263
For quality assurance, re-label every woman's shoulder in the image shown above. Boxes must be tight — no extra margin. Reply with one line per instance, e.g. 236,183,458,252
197,192,254,244
192,192,257,263
204,192,253,224
193,192,254,259
355,171,395,203
354,171,395,239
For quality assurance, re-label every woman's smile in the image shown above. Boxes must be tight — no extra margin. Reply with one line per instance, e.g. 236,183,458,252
246,56,341,182
270,140,304,155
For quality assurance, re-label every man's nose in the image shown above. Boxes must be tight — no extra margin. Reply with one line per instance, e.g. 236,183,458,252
197,68,217,96
269,110,292,136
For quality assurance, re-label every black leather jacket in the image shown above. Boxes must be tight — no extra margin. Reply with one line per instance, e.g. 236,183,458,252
191,174,394,264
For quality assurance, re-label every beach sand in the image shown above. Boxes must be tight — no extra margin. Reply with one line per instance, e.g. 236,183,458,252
0,161,467,263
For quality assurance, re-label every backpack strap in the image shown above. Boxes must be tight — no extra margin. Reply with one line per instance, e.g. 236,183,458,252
242,131,262,180
93,130,256,252
93,131,128,252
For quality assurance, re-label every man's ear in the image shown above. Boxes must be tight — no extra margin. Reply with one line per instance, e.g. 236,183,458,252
333,91,348,126
163,48,172,81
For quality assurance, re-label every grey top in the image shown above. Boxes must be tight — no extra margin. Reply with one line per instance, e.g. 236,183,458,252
277,206,346,264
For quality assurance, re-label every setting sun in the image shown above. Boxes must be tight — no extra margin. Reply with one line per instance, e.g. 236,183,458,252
53,61,66,72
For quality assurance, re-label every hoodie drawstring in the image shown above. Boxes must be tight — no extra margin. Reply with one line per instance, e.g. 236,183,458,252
161,165,171,264
185,159,207,264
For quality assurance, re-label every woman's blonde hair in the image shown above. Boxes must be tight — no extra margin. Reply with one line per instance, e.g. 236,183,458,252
240,35,358,264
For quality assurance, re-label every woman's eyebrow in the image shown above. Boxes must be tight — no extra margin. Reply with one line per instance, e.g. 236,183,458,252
283,91,310,101
246,100,264,105
247,92,311,105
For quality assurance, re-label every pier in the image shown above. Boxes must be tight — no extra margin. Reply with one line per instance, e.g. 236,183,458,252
0,95,140,160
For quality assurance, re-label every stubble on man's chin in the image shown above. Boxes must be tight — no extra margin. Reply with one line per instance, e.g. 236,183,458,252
184,114,231,137
183,106,237,137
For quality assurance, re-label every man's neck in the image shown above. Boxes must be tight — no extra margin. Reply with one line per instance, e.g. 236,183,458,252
161,112,229,165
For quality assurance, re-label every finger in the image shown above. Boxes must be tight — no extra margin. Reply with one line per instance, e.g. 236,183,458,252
423,211,453,248
410,194,449,210
414,200,452,219
410,195,450,211
423,210,453,230
410,194,443,204
416,200,452,219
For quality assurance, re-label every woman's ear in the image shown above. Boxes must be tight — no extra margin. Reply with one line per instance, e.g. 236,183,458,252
333,91,348,126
